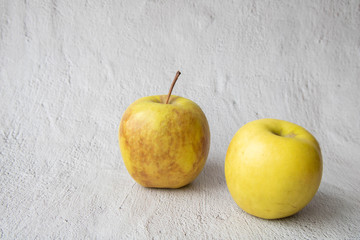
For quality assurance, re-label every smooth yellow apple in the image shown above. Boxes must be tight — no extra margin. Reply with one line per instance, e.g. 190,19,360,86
119,72,210,188
225,118,322,219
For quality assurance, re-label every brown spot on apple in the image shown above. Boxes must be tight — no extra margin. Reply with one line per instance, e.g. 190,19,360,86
285,132,296,138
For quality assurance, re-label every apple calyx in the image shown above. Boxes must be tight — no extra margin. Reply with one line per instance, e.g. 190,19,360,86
165,71,181,104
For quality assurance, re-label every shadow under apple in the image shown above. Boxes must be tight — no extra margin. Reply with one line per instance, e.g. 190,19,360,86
188,156,227,192
271,182,360,236
142,156,226,194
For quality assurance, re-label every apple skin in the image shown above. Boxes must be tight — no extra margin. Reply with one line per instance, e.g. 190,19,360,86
225,119,322,219
119,95,210,188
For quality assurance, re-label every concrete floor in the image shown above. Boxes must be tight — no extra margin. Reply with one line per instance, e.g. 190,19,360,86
1,0,359,238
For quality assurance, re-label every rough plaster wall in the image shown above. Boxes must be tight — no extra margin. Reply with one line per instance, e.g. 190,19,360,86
0,0,360,239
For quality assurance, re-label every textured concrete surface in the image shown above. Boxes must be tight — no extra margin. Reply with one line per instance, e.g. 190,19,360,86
1,0,360,239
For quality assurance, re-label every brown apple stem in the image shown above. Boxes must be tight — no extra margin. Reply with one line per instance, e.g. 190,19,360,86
165,71,181,104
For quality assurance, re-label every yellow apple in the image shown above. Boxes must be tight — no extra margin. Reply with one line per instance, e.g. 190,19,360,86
225,118,322,219
119,72,210,188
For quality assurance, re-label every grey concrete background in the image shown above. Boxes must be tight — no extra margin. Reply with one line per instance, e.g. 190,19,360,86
1,0,359,238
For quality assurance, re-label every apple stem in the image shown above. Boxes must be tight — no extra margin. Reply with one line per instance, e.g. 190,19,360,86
165,71,181,104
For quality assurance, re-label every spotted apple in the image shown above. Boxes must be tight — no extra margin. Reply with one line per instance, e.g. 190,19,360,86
119,71,210,188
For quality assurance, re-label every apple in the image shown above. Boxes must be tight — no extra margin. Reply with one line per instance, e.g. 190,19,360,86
119,71,210,188
225,118,322,219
